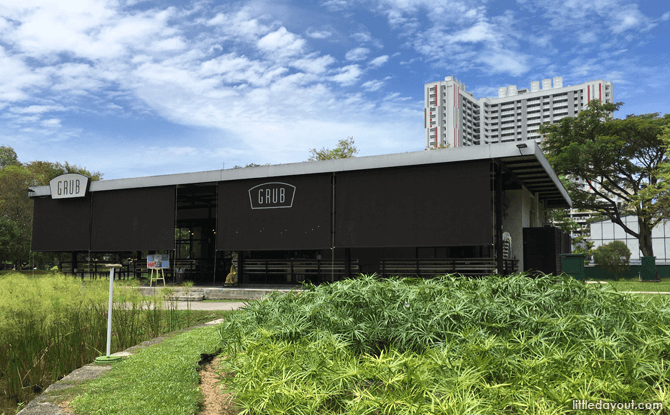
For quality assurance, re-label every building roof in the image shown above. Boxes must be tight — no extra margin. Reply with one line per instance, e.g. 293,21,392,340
28,141,571,208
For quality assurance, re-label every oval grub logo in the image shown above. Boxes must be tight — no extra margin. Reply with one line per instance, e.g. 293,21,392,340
248,182,296,209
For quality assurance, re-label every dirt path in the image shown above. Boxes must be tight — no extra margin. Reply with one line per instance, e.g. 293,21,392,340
199,356,238,415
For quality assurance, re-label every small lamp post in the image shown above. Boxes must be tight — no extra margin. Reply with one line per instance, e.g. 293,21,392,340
95,264,124,363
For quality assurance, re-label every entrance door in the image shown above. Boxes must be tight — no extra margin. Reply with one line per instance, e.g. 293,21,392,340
176,184,217,283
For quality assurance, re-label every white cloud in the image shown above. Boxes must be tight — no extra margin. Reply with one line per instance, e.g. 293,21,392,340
351,32,383,48
320,0,352,12
166,146,197,156
40,118,61,128
610,6,645,33
477,51,529,76
345,47,370,61
330,65,362,86
257,27,306,58
306,28,332,39
362,79,384,91
10,105,65,114
206,9,270,42
368,55,389,67
578,31,598,43
450,22,497,43
151,36,187,51
290,54,336,74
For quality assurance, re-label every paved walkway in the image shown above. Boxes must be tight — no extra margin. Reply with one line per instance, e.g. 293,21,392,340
158,301,249,311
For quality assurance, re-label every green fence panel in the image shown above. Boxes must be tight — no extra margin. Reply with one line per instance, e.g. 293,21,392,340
584,264,670,280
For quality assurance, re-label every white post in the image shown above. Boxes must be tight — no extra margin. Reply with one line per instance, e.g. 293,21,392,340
106,267,115,357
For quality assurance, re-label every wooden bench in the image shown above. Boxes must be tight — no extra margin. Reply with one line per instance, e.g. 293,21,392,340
59,262,132,280
380,258,518,277
243,259,360,283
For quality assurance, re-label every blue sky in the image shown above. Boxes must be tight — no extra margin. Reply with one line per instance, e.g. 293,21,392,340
1,0,668,180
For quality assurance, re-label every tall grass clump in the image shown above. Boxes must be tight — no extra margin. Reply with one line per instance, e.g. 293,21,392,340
218,274,670,414
0,272,213,408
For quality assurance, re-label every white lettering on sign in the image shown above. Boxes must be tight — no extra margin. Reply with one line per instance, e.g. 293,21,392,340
249,182,295,209
49,173,90,199
258,188,286,205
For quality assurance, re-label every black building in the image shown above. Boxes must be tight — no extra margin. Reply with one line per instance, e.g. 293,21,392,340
29,142,572,284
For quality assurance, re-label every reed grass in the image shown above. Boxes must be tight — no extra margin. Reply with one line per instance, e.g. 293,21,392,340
0,272,217,410
217,274,670,414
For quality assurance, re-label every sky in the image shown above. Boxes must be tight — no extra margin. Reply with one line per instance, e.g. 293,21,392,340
1,0,669,180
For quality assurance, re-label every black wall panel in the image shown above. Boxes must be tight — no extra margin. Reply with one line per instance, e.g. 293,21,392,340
523,226,572,275
335,161,492,248
90,186,175,251
32,196,91,251
218,175,332,251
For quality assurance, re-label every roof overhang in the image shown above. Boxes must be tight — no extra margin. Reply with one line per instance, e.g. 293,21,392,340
28,142,571,208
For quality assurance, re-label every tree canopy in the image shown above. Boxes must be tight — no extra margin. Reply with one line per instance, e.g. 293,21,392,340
539,100,670,257
308,137,359,161
635,126,670,221
0,146,21,169
0,146,103,267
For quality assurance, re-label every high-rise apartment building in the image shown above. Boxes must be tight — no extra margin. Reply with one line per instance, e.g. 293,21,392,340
424,76,614,149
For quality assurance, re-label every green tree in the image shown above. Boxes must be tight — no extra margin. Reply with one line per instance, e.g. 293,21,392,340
539,100,670,258
593,240,631,280
0,147,104,268
233,163,270,169
26,160,103,186
0,145,21,168
0,165,35,267
308,137,359,161
635,126,670,220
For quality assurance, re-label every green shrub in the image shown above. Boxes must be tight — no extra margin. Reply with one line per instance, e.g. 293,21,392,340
594,240,632,280
217,274,670,414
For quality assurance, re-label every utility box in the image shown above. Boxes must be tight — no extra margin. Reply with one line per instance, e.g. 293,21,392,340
640,256,658,281
560,254,586,281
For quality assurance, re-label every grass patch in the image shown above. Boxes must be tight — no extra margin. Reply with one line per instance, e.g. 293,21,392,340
68,325,224,415
0,272,230,413
605,278,670,293
218,274,670,414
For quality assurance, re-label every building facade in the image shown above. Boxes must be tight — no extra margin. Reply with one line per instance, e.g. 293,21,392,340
28,142,571,283
424,76,614,149
589,217,670,265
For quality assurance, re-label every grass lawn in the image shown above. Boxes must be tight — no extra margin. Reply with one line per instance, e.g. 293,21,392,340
601,278,670,293
62,325,226,415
